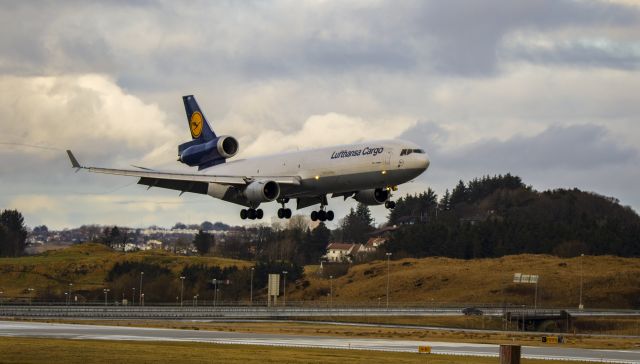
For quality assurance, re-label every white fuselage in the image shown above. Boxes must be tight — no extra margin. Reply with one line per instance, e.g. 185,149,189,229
204,139,429,206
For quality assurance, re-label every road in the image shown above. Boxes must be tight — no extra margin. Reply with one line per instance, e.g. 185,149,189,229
0,320,638,363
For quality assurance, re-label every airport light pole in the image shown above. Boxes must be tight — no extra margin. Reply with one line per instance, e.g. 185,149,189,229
139,271,144,306
386,252,392,308
103,288,110,306
282,271,288,307
250,267,254,306
68,283,73,305
194,294,198,307
141,293,144,306
132,287,135,306
0,290,4,306
329,275,333,307
64,292,68,305
180,276,185,307
212,279,217,307
27,288,34,305
579,253,584,310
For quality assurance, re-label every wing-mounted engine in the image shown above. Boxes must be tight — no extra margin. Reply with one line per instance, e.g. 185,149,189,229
244,180,280,205
354,188,389,205
178,135,239,170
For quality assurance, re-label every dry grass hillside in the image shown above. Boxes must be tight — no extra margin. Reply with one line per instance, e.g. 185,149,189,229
289,255,640,309
0,243,249,298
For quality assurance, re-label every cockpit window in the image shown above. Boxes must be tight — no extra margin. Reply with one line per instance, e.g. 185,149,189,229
400,148,425,156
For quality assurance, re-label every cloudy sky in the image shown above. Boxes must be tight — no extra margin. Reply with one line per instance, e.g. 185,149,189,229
1,0,639,230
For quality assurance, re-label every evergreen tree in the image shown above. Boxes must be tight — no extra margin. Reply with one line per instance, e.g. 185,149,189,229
193,230,214,255
0,209,28,257
439,189,451,211
341,204,374,243
301,223,331,264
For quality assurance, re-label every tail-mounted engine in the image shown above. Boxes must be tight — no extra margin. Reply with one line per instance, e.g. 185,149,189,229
178,135,239,170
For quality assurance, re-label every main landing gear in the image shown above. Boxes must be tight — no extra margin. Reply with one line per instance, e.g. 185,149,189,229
385,200,396,209
310,208,334,222
240,208,264,220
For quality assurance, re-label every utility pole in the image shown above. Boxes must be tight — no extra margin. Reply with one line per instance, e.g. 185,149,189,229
180,276,185,307
250,267,254,306
386,252,392,308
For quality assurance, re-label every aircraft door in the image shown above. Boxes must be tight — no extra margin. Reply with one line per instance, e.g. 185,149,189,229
384,149,393,165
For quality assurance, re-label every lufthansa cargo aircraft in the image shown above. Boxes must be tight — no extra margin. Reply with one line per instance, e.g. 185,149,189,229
67,95,430,221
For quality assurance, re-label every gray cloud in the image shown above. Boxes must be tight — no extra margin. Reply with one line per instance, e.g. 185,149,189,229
2,1,640,228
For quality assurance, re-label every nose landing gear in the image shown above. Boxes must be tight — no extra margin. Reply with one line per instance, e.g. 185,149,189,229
385,200,396,209
277,198,292,219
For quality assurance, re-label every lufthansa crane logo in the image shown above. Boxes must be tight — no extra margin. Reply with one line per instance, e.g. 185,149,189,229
190,111,203,138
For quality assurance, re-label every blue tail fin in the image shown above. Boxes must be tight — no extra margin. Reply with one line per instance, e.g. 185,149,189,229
182,95,216,141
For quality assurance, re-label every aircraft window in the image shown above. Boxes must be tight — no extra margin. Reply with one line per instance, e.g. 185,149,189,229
400,149,407,156
413,149,425,154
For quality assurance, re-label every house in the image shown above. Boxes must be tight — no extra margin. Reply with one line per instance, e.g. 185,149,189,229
325,243,357,262
362,237,387,253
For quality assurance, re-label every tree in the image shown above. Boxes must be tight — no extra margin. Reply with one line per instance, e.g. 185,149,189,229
300,223,331,264
172,222,187,230
341,204,374,243
0,209,28,257
193,230,214,255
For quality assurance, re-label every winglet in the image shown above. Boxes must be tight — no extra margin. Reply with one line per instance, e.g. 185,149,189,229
66,150,82,170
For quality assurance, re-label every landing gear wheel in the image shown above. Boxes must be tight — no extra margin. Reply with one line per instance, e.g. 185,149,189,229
240,209,248,220
256,209,264,219
277,208,284,219
310,211,318,221
317,210,327,221
285,208,292,219
248,209,257,220
326,210,334,221
385,200,396,209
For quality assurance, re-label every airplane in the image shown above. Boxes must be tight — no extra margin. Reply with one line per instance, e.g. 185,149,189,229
67,95,430,221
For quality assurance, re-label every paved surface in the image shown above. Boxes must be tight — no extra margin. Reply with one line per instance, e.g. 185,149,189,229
1,320,638,362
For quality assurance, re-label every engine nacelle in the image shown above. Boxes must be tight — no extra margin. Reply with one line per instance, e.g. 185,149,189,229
216,135,239,159
179,135,239,168
244,180,280,204
354,188,389,205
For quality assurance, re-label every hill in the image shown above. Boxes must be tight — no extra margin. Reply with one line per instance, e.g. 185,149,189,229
290,254,640,309
1,244,638,309
0,243,250,301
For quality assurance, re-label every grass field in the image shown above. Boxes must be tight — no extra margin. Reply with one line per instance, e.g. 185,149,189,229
0,336,593,364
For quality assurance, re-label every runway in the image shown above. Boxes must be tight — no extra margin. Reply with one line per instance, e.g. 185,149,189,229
0,321,638,363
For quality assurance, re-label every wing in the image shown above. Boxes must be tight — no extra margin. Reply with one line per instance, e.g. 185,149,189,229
66,150,301,195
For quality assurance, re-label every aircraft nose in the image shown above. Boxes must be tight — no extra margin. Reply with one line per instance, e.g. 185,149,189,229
420,154,430,171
